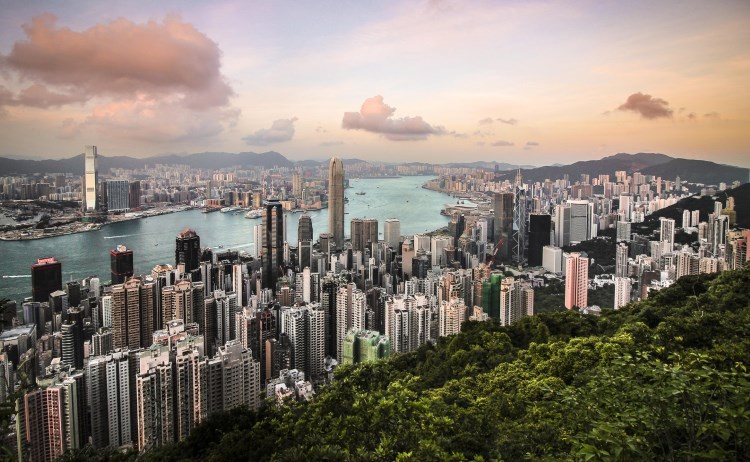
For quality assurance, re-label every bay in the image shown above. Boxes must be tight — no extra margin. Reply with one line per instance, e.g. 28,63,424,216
0,176,450,304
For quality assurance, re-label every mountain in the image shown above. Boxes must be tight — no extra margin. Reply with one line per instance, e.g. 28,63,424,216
0,151,293,174
73,267,750,461
496,152,748,185
444,161,536,170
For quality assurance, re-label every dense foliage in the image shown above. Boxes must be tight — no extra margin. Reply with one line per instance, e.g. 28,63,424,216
63,266,750,461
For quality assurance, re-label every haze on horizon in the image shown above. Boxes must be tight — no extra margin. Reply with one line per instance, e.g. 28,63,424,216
0,0,748,167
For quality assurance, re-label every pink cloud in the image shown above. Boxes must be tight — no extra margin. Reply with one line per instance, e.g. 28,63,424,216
342,95,445,141
616,92,673,119
243,118,298,145
491,140,514,147
0,14,237,141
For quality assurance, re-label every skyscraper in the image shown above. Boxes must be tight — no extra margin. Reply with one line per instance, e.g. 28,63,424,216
512,170,527,264
262,199,284,290
528,214,551,266
384,218,401,251
615,242,629,278
31,257,62,303
328,157,345,250
564,252,589,309
614,277,631,309
298,214,313,242
175,228,201,273
493,193,513,261
111,245,134,284
104,180,130,212
351,218,378,253
660,217,676,255
83,145,98,212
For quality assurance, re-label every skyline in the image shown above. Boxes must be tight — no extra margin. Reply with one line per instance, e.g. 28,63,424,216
0,1,749,166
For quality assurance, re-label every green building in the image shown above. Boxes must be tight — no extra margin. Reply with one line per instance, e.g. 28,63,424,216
342,329,390,365
481,272,503,320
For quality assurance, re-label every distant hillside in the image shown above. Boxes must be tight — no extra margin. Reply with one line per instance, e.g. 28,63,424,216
641,158,749,185
0,151,293,175
496,153,747,185
444,161,535,170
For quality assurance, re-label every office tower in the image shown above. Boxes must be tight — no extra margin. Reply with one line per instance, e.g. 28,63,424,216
430,236,451,267
320,274,343,357
65,280,82,308
175,228,201,273
614,277,631,309
342,329,390,365
554,203,571,247
512,171,527,264
328,157,345,250
128,181,141,209
298,240,313,272
262,199,284,290
105,180,130,212
660,217,676,254
110,245,134,284
568,200,593,243
616,221,631,242
384,218,401,251
351,218,378,253
265,334,293,383
215,340,261,413
439,297,465,337
615,242,629,278
542,246,562,274
298,214,313,242
292,171,303,197
499,277,534,326
494,192,513,260
565,252,589,309
83,145,98,212
61,308,84,369
528,214,551,266
31,257,62,303
618,194,631,221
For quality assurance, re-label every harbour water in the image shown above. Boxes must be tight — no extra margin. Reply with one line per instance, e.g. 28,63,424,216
0,176,450,304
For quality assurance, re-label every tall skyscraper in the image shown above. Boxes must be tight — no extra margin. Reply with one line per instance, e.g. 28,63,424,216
111,278,144,349
568,200,594,243
111,245,134,284
351,218,378,253
660,217,676,255
298,214,313,242
493,193,513,261
384,218,401,251
512,170,527,264
175,228,201,273
615,242,629,278
528,214,551,266
83,145,98,212
328,157,345,250
104,180,130,212
128,181,141,210
31,257,62,303
564,252,589,309
262,199,284,290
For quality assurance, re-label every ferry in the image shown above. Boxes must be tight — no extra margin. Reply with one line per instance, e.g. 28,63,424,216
355,192,366,195
245,209,263,219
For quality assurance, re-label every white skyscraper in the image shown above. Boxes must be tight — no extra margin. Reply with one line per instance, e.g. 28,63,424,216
542,245,563,274
384,218,401,250
84,145,98,212
431,236,452,267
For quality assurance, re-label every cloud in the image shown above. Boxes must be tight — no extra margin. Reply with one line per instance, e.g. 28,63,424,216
496,117,518,125
478,117,494,125
616,92,673,119
342,95,445,141
491,140,514,147
526,141,539,146
0,14,237,141
476,141,485,146
704,112,720,119
315,126,328,133
320,141,344,147
58,118,81,139
687,112,697,120
243,118,298,145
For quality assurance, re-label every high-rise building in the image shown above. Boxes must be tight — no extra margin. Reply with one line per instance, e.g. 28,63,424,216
614,277,631,309
565,252,589,309
499,277,534,326
568,200,594,244
493,192,513,261
351,218,378,253
105,180,130,212
83,145,98,212
384,218,401,251
110,245,134,284
512,171,527,264
298,214,313,242
542,246,563,274
31,257,62,303
23,386,66,462
439,297,465,337
616,221,631,242
128,181,141,210
280,304,325,380
87,350,132,449
111,279,144,349
342,329,390,365
215,339,261,413
528,214,551,266
615,242,629,278
265,334,293,383
175,228,201,273
554,203,571,247
327,157,345,250
660,217,676,255
262,199,284,290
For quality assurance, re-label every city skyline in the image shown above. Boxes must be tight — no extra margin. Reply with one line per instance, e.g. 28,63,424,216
1,1,748,166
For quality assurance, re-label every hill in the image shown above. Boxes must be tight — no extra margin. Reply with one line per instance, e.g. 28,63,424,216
496,152,748,185
68,265,750,461
0,151,293,175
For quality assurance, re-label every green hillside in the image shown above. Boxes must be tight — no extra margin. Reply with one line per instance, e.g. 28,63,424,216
64,266,750,461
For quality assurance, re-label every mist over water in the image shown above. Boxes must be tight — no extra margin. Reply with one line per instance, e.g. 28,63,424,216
0,176,450,304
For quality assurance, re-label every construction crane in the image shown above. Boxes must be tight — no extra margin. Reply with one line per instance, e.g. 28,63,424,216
486,240,503,268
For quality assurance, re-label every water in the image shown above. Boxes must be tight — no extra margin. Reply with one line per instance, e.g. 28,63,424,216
0,176,450,304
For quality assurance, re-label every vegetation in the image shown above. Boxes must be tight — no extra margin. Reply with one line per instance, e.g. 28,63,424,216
61,265,750,460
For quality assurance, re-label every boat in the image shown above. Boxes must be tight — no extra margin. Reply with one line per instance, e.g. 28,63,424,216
202,207,220,213
356,192,366,195
245,209,263,219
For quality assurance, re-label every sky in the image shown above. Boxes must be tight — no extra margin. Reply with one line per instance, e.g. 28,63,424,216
0,0,748,166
